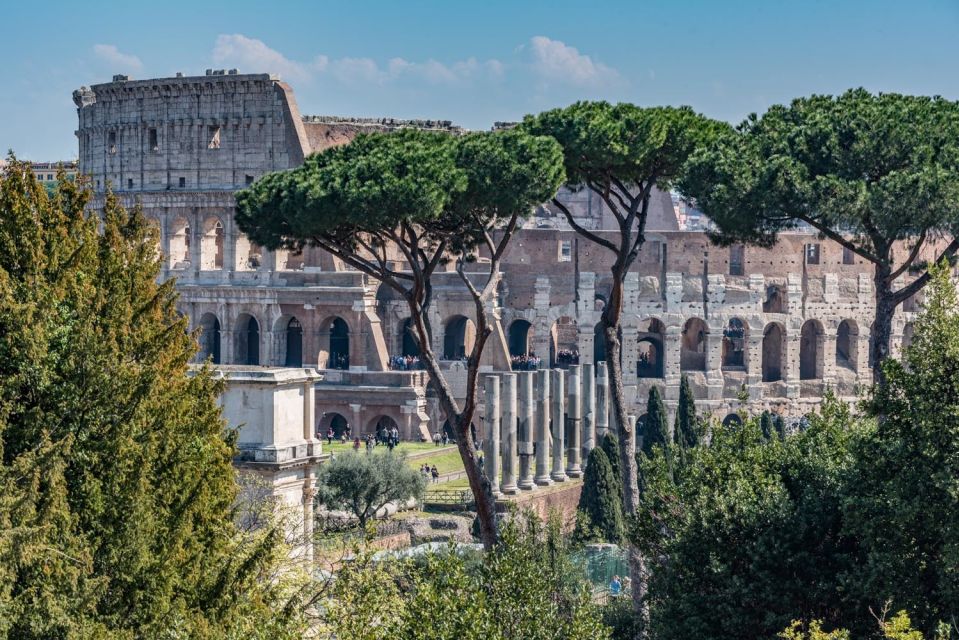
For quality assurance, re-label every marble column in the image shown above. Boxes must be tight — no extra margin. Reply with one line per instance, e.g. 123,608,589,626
582,363,596,462
534,368,552,486
518,372,535,490
596,360,610,439
551,368,567,482
484,376,501,496
566,365,583,478
500,373,519,495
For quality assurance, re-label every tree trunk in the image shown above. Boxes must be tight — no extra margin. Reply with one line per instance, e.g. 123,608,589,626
871,270,896,388
603,279,650,634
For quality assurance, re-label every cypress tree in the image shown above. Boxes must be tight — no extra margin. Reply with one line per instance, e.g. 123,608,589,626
773,414,787,440
760,411,775,441
572,447,625,544
674,375,698,448
601,431,624,504
642,387,670,458
0,160,303,638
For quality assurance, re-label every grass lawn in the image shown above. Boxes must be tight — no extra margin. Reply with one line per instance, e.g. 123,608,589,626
408,448,465,475
426,477,470,493
321,440,441,456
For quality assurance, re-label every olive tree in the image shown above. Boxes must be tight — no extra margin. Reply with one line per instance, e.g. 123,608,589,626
235,128,564,548
680,89,959,385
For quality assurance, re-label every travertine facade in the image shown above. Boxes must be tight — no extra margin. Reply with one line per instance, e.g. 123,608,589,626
76,71,927,439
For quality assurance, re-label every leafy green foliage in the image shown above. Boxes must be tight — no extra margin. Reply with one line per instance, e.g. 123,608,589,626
324,515,610,640
680,89,959,379
634,398,862,640
843,264,959,633
674,375,698,448
0,158,304,638
317,451,426,528
641,387,670,458
600,432,624,505
573,447,625,544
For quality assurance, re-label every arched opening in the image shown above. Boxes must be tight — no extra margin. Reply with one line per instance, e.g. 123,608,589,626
636,318,665,378
762,323,785,382
401,318,420,357
368,415,399,438
721,318,747,370
326,317,350,370
169,217,190,269
508,320,533,357
722,413,743,428
763,285,786,314
443,315,475,360
594,322,606,364
902,322,916,351
800,320,825,380
197,313,221,364
549,316,578,367
320,413,351,439
681,318,708,371
285,317,303,367
235,234,262,271
836,320,858,372
200,217,224,270
235,314,260,366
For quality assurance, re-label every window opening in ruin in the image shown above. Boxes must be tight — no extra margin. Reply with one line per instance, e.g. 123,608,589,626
178,177,186,188
285,317,303,367
722,413,743,428
169,218,191,269
401,318,421,358
842,246,855,265
208,126,221,149
729,244,745,276
681,318,708,371
326,413,350,439
636,318,665,378
127,178,133,190
199,314,221,364
245,174,255,186
721,318,747,369
549,316,578,368
443,315,475,360
836,319,857,371
201,218,225,270
763,285,785,313
559,240,572,262
149,128,158,151
762,323,784,382
508,320,533,358
236,315,260,366
799,320,824,380
108,131,117,154
329,318,350,369
805,243,820,265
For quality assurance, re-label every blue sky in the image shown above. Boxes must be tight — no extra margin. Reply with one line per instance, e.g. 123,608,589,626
3,0,958,160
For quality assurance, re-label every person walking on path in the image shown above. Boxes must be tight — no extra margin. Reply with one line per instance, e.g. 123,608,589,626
430,465,439,483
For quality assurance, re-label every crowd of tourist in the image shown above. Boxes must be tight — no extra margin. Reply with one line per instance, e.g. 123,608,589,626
389,354,424,370
329,353,350,370
555,349,580,366
510,353,542,370
419,463,440,483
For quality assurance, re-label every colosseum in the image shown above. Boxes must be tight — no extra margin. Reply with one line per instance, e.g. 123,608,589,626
73,70,926,440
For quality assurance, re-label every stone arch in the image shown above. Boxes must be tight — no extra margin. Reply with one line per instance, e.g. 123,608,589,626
721,318,748,370
549,316,578,367
637,318,665,378
235,234,262,271
197,312,221,364
763,284,786,314
200,216,224,270
762,323,786,382
285,317,303,367
800,319,825,380
318,316,350,370
400,317,420,357
234,313,260,366
836,319,858,372
508,319,533,357
320,412,351,438
443,315,476,360
593,322,606,364
168,216,190,269
722,413,743,428
681,318,708,371
367,414,399,437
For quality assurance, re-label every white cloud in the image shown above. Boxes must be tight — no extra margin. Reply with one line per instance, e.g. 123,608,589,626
528,36,620,86
92,44,143,73
212,34,309,81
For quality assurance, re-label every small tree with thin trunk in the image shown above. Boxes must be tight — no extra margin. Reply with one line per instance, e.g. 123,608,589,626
316,451,426,529
236,128,564,549
679,89,959,387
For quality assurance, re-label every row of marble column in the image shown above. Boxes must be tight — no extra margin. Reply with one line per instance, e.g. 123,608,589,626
483,362,613,496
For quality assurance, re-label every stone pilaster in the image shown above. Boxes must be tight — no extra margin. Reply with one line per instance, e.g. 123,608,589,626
517,372,535,490
566,364,583,478
596,360,610,439
582,362,596,462
484,375,501,496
